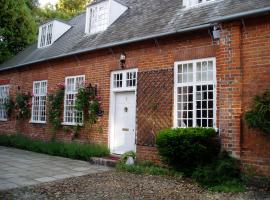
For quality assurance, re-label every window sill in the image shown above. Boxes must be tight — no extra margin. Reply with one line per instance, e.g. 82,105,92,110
29,121,46,124
0,119,8,122
61,122,83,126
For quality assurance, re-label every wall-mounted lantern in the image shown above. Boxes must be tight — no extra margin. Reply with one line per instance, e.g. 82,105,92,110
211,25,221,40
120,52,126,69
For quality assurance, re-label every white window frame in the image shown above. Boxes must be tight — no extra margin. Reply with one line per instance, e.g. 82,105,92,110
30,80,47,124
85,1,109,34
173,58,217,129
63,75,85,126
111,69,138,92
38,22,54,48
0,85,9,121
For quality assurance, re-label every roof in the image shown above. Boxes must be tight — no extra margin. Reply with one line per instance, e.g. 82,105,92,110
1,0,270,71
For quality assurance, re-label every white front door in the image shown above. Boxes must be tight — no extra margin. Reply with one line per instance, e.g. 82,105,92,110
113,91,136,154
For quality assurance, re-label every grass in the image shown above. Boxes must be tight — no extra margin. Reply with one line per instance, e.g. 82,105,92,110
209,180,246,193
0,134,109,160
116,161,183,177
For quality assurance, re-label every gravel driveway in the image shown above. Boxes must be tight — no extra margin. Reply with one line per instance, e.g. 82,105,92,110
1,171,269,200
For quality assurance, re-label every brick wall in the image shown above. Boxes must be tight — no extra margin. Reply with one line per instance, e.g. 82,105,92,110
0,15,269,176
241,16,270,176
217,21,243,158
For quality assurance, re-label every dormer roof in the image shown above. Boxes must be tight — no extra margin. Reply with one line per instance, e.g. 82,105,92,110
38,20,71,48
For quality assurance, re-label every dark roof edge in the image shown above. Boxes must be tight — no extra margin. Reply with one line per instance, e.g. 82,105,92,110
1,6,270,72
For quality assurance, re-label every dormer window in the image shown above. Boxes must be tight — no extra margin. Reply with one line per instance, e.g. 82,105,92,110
85,0,128,35
40,23,53,48
183,0,215,8
88,1,109,34
38,20,71,49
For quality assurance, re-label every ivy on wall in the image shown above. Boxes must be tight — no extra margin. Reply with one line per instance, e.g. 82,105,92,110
75,83,102,125
4,98,15,118
47,82,102,139
4,83,103,140
48,83,65,131
245,89,270,134
14,92,32,120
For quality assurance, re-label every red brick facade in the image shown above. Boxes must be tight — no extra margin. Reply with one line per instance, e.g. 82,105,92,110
0,15,269,176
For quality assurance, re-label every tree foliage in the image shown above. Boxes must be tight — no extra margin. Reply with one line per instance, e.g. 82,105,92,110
0,0,37,63
0,0,91,64
56,0,89,17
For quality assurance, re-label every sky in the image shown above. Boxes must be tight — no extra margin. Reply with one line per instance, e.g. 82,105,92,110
39,0,58,7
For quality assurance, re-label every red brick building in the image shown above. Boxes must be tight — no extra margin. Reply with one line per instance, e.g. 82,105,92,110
0,0,270,176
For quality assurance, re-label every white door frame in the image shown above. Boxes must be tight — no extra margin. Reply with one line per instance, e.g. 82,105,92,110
108,68,138,154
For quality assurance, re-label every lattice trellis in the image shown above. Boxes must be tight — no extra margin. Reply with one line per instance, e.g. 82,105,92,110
136,68,173,147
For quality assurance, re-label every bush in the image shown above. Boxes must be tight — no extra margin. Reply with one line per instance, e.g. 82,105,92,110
156,128,219,174
245,89,270,134
192,152,244,192
0,134,109,160
119,151,136,164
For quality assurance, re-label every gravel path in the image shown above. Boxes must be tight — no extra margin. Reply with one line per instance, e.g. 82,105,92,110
0,170,269,200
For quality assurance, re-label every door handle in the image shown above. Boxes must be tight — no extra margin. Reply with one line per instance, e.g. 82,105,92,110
122,128,129,132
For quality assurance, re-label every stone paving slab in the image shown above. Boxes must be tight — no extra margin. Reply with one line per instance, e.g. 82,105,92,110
0,146,111,190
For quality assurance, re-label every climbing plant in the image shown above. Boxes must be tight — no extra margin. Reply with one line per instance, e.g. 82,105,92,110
14,92,32,119
75,83,102,125
47,83,102,139
245,89,270,134
48,83,65,130
4,98,15,118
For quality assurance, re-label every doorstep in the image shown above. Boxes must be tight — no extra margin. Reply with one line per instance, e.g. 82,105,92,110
90,155,120,167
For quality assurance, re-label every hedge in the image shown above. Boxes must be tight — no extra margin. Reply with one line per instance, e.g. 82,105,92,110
0,134,109,160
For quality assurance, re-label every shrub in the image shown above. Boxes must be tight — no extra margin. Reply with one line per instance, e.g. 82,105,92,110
119,151,136,164
156,128,219,174
0,134,109,160
192,151,243,191
245,89,270,134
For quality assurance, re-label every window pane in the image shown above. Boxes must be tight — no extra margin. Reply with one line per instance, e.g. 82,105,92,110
202,72,207,81
175,59,215,128
31,81,47,122
178,64,183,73
113,73,123,88
196,61,214,82
126,72,137,87
208,61,213,71
178,63,193,83
177,86,193,128
0,85,9,120
64,76,85,124
195,84,214,128
89,1,109,34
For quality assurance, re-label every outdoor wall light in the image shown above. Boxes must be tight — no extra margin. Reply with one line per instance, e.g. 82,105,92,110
212,25,221,40
120,52,126,69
